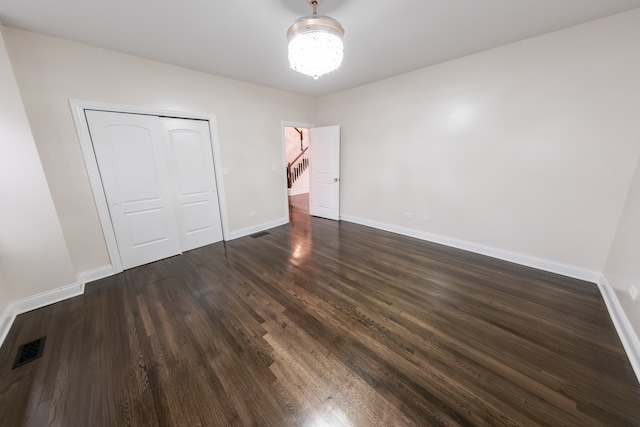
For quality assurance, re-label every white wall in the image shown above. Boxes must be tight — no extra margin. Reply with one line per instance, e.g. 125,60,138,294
3,27,316,275
316,9,640,274
0,26,76,309
604,155,640,337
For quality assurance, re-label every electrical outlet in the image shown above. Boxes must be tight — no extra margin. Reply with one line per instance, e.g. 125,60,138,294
249,211,257,217
404,212,414,219
630,285,639,301
423,216,432,223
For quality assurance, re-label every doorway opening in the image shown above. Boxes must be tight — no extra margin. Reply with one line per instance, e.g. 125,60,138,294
281,122,340,223
284,126,310,216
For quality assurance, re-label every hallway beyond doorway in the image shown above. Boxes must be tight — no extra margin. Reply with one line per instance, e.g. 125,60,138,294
288,193,309,215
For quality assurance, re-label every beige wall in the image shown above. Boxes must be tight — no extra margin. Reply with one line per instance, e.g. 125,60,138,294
604,155,640,335
316,9,640,273
0,26,76,307
3,27,316,275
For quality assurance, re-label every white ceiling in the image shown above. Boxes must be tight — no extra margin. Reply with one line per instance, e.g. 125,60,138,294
1,0,639,97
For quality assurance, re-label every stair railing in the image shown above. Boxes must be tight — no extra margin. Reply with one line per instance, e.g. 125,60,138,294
287,147,309,189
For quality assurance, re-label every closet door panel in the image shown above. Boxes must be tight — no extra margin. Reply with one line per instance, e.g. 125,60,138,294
86,110,182,269
162,118,224,251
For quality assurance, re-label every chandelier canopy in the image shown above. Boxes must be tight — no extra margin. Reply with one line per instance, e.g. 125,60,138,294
287,0,345,80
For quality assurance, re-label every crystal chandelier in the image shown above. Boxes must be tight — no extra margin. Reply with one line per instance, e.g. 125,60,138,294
287,0,345,80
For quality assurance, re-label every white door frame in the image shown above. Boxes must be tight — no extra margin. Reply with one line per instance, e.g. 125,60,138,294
70,99,231,273
281,121,313,223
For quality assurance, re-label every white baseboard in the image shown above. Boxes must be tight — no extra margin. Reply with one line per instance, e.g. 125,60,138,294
288,188,309,197
78,265,114,285
10,282,84,315
597,276,640,383
339,215,600,283
226,217,289,241
0,305,17,351
0,281,83,349
0,265,115,349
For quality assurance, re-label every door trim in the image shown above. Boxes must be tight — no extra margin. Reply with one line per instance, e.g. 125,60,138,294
281,121,313,223
70,99,230,273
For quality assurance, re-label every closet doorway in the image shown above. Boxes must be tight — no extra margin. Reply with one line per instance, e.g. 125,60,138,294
72,100,229,273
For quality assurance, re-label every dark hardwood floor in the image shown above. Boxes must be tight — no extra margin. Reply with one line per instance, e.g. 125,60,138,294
1,200,639,426
289,192,310,215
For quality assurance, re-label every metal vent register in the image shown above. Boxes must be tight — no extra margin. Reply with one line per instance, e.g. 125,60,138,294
12,337,46,369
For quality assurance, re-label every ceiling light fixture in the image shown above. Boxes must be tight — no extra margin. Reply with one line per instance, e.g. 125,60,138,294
287,0,345,80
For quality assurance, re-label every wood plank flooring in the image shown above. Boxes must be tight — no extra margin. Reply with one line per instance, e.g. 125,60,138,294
1,198,639,426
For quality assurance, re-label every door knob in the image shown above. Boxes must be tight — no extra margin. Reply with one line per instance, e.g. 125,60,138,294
334,177,339,182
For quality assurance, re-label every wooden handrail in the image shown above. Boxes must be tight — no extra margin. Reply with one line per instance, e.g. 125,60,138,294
294,127,304,151
287,147,310,189
288,146,309,167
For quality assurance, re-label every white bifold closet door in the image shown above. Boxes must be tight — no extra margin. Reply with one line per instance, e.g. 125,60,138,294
86,110,223,270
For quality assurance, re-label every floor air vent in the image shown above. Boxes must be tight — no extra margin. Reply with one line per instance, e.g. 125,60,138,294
12,337,46,369
251,231,270,239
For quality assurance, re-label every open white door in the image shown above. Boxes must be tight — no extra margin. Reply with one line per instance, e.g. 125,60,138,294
86,110,182,269
309,125,340,220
